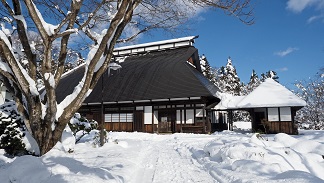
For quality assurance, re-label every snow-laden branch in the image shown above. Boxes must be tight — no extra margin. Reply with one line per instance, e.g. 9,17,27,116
0,29,40,97
24,0,58,40
0,30,13,52
57,0,138,122
13,15,27,30
0,60,13,75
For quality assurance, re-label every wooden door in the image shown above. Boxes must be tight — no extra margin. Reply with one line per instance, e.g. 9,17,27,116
158,110,176,133
134,111,144,132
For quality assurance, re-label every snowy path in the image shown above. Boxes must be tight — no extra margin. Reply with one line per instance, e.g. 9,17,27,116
1,130,323,183
131,135,217,183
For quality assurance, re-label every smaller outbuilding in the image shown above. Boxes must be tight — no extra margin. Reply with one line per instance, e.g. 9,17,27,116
212,78,306,134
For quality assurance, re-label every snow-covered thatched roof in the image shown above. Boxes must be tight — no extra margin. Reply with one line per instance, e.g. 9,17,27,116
237,78,306,108
214,92,244,110
56,46,220,104
214,78,306,110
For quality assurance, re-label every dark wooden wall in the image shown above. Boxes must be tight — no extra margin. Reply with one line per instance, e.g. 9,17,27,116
266,121,298,135
104,123,133,132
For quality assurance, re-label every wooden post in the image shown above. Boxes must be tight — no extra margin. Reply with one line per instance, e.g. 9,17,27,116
228,110,233,131
151,106,154,133
180,109,183,133
193,104,196,125
99,74,105,146
202,104,206,133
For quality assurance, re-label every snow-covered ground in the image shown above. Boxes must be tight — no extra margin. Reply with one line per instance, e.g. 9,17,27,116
1,122,324,183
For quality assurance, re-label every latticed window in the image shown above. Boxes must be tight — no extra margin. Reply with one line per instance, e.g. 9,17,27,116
105,113,133,123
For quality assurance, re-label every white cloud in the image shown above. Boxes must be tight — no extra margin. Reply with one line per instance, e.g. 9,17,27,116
274,47,299,57
307,14,324,23
287,0,324,23
278,67,288,72
286,0,315,13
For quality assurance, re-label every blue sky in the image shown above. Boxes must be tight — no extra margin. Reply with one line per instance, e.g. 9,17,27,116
139,0,324,89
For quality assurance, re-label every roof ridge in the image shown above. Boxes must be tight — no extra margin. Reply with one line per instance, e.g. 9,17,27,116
113,36,199,57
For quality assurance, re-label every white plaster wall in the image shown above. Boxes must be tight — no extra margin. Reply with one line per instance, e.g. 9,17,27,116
144,106,152,124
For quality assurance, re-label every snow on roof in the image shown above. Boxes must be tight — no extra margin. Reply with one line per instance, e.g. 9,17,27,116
236,78,306,108
214,92,245,110
113,36,198,56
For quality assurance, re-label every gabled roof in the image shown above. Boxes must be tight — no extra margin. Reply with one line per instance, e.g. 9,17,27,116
236,78,306,108
55,46,220,104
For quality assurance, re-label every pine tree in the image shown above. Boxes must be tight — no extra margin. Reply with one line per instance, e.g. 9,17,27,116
246,69,261,93
214,66,227,91
223,57,241,96
0,102,27,156
261,70,279,82
200,54,214,82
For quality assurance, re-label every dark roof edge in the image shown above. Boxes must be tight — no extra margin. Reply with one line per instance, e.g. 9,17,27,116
185,63,220,98
113,36,199,57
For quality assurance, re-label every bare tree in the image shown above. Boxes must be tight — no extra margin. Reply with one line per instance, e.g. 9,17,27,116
0,0,254,156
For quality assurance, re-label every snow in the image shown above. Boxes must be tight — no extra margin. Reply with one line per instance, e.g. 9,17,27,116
237,78,306,108
1,127,323,182
44,73,55,88
13,15,27,30
215,92,244,109
17,60,39,96
1,28,38,95
215,78,307,110
0,30,13,54
57,9,125,120
0,60,13,74
114,36,197,51
31,1,58,36
22,131,40,155
0,23,12,36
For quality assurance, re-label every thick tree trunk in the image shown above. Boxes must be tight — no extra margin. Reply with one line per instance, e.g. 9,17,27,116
31,117,69,156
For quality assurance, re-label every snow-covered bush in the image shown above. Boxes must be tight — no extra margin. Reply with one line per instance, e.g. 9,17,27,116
0,101,27,156
0,101,98,156
68,113,98,143
294,68,324,130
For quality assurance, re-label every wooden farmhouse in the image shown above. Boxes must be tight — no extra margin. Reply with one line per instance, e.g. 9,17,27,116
55,36,306,135
55,36,221,133
212,78,306,134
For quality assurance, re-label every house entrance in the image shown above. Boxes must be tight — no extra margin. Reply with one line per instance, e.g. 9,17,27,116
158,110,176,133
254,111,266,132
133,111,144,132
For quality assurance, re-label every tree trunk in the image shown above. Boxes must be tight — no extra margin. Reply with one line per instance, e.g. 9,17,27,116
31,117,69,156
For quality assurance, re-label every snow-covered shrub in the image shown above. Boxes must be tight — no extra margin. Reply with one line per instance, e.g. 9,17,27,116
68,113,98,143
0,101,27,156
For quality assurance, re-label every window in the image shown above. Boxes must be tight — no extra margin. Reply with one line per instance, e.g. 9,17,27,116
112,114,119,122
186,109,194,124
268,108,279,121
267,107,292,122
105,113,133,123
105,114,112,122
280,107,291,121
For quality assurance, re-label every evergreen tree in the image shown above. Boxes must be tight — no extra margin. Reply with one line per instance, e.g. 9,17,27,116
261,70,279,82
223,57,241,96
0,102,28,156
199,54,214,82
214,66,227,91
246,69,261,93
